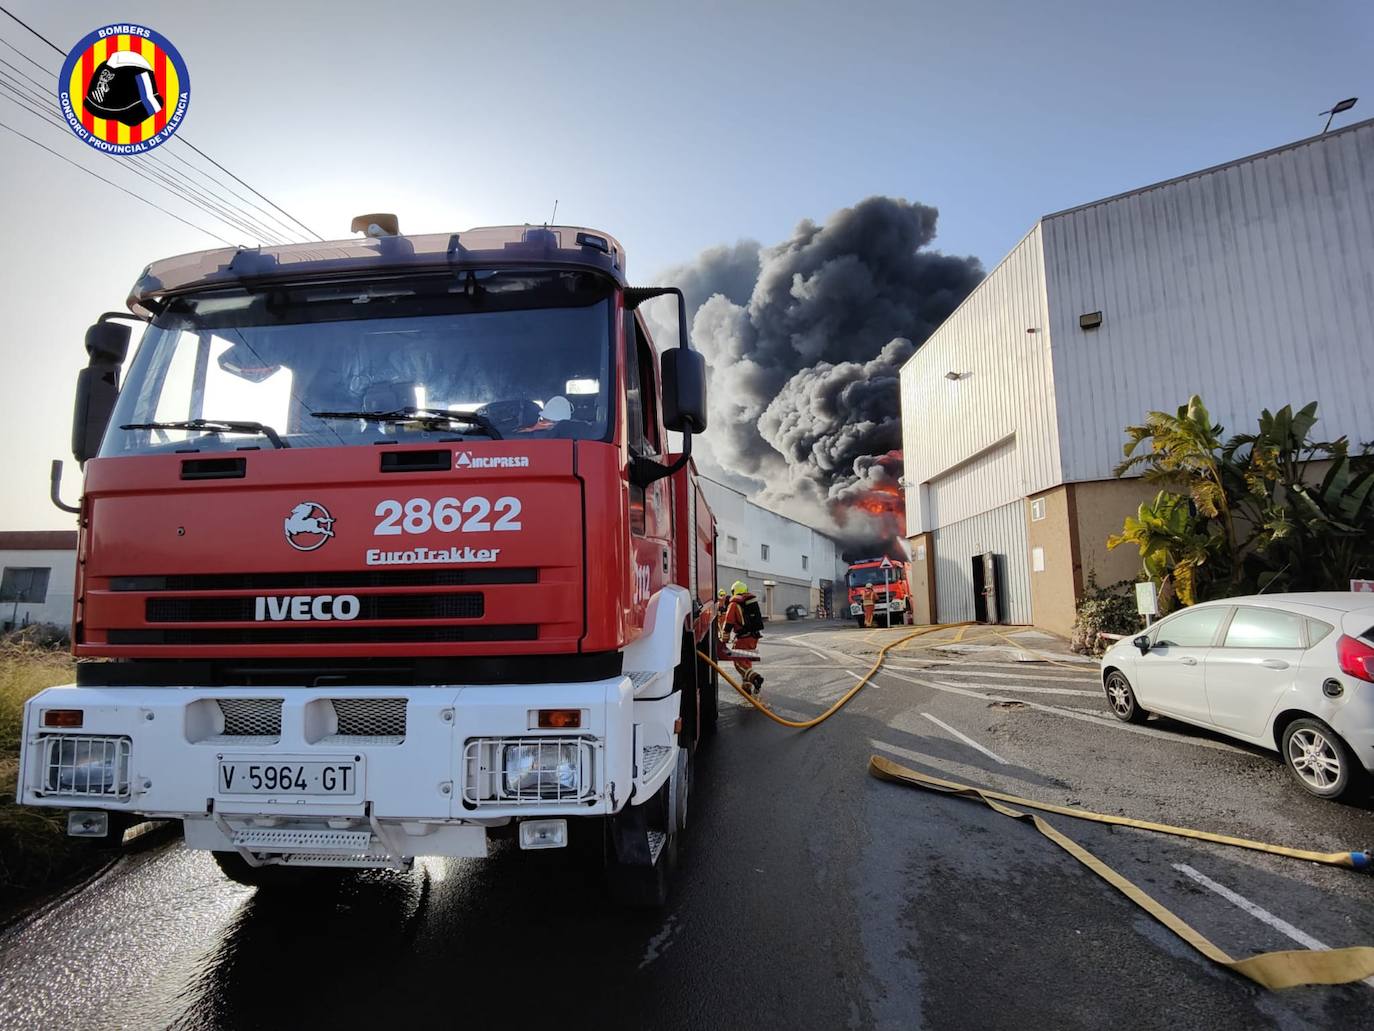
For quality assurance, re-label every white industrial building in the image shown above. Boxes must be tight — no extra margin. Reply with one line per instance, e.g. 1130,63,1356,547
0,531,78,632
900,118,1374,634
699,478,848,619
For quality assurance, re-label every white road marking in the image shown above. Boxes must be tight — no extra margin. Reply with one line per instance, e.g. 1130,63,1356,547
844,668,877,689
1173,863,1374,988
923,680,1101,699
864,669,1250,755
920,712,1008,764
886,661,1099,683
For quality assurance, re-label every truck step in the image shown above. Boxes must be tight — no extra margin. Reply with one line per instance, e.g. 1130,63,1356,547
233,828,373,853
275,852,410,870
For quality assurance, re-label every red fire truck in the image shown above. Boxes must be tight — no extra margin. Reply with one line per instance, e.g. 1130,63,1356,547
845,557,912,627
23,222,719,906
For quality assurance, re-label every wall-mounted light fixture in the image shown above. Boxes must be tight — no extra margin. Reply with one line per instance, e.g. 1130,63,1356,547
1079,311,1103,330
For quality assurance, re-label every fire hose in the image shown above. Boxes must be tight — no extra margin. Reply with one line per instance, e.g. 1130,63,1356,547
696,628,1374,989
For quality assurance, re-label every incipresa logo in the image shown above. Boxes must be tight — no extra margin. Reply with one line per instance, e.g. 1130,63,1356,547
58,24,190,154
284,502,336,552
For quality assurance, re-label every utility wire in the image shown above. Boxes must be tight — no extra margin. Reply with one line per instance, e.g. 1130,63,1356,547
0,71,289,244
0,116,232,244
0,57,297,245
0,4,325,241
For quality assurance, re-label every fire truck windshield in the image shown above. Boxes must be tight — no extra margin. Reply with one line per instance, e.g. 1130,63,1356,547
101,268,614,456
847,567,899,588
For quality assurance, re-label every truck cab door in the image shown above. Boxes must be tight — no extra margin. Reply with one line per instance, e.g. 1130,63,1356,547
625,314,672,630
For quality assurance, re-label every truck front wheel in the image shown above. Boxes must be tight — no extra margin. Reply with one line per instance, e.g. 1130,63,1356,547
604,749,689,908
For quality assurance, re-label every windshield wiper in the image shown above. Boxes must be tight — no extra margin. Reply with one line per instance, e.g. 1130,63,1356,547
311,407,504,440
120,418,288,449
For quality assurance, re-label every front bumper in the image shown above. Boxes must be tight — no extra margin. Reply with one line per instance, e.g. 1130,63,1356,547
850,600,905,615
20,677,681,864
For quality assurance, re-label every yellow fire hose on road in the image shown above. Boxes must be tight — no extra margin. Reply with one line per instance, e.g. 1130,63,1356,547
697,625,1374,989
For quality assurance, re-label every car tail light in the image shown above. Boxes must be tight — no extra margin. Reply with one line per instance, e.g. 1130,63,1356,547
1336,635,1374,683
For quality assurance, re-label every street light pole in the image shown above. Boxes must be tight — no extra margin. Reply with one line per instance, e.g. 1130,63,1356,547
1319,97,1358,134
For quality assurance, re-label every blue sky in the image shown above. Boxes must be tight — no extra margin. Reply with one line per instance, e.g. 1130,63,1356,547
1,0,1371,528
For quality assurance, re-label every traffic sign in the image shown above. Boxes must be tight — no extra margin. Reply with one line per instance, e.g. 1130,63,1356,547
880,556,893,569
1353,579,1374,593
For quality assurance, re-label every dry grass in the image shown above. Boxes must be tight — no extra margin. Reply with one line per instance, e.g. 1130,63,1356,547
0,641,91,905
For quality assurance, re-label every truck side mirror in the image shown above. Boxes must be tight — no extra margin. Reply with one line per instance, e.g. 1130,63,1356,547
72,315,132,464
661,347,707,434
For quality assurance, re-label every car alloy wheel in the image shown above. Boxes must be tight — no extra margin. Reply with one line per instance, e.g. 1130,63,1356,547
1286,727,1342,791
1104,670,1147,723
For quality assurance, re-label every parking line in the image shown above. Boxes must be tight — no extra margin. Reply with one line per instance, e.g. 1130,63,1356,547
1173,863,1374,988
920,712,1008,764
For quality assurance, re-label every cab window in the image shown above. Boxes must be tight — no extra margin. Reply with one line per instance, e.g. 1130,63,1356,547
1154,606,1228,648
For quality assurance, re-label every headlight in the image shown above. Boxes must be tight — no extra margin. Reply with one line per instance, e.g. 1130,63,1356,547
503,742,581,797
43,736,130,797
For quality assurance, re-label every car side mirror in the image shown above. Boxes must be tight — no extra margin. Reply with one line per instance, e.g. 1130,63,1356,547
1133,635,1152,655
661,347,706,434
72,314,132,464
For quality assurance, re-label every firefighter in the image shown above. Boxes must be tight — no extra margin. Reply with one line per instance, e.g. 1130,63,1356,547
861,583,877,628
715,588,729,640
722,580,765,696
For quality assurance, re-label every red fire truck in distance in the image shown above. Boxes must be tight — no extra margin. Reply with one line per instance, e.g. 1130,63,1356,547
24,222,719,906
845,557,912,627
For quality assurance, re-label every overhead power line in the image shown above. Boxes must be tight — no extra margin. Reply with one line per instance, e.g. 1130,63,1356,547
0,68,293,244
0,4,326,242
0,117,233,244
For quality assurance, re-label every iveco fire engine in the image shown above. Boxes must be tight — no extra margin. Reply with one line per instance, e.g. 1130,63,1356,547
21,220,719,906
846,557,911,626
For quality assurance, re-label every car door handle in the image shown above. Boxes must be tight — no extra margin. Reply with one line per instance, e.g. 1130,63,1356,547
1179,656,1198,666
1262,658,1289,670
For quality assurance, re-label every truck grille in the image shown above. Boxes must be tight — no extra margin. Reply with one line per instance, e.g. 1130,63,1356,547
146,593,484,623
331,697,406,737
113,569,537,591
108,625,538,645
218,698,283,737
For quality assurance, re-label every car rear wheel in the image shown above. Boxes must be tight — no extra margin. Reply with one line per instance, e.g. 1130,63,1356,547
1281,718,1356,800
1104,670,1148,724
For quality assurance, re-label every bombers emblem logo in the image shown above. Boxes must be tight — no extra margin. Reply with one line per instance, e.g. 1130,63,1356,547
284,502,336,552
58,24,191,154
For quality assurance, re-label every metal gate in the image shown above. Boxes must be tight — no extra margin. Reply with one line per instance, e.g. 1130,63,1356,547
932,501,1032,624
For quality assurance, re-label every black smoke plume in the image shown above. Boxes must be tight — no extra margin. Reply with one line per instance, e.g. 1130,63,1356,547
653,197,983,559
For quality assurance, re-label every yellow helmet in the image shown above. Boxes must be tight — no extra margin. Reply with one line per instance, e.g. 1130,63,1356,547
731,580,748,595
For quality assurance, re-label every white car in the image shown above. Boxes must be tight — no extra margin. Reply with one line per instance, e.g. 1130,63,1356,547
1099,592,1374,800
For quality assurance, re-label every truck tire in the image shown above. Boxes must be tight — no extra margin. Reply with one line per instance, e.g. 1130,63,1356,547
854,615,865,628
604,751,688,909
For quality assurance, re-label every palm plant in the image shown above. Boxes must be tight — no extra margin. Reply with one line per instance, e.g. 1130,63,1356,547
1114,395,1240,582
1106,491,1221,608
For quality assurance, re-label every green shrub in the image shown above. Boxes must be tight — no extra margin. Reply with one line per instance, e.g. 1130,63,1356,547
1069,575,1141,656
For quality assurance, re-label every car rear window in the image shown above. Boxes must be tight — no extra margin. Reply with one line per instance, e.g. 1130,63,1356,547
1155,606,1228,648
1305,618,1334,647
1223,607,1303,649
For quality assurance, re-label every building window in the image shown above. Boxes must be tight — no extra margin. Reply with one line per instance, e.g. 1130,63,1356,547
801,555,809,571
1030,498,1046,522
0,567,50,604
760,544,770,561
726,536,737,554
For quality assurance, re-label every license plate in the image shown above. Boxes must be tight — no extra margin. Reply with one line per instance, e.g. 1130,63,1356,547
217,760,358,796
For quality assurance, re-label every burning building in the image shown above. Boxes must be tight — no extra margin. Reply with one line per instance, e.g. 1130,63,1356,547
651,196,983,560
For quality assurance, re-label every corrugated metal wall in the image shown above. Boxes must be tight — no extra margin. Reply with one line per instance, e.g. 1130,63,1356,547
932,501,1032,624
901,223,1061,535
1044,119,1374,482
928,438,1018,529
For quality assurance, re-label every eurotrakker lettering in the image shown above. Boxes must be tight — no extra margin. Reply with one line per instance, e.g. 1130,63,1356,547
366,546,502,567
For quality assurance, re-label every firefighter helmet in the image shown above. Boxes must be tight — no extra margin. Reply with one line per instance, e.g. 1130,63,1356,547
731,580,749,595
84,51,165,127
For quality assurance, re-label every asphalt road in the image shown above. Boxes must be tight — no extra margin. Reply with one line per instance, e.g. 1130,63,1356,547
2,622,1371,1030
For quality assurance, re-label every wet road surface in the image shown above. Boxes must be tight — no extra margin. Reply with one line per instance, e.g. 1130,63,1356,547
2,622,1371,1029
